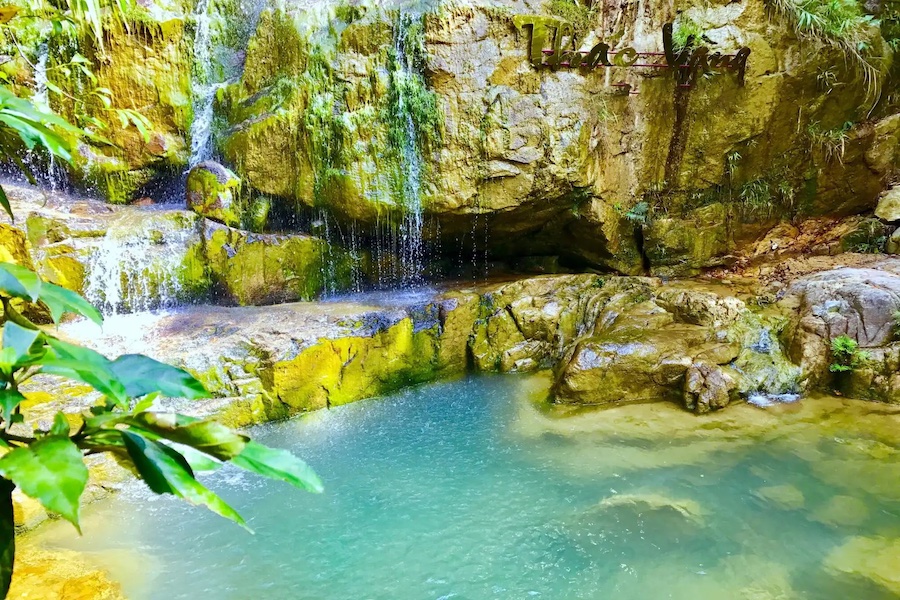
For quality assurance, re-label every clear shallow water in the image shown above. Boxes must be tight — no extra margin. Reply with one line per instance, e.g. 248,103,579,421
31,375,900,599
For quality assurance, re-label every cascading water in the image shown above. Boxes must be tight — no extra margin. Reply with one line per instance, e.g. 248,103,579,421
26,43,64,190
189,0,217,167
391,14,427,286
84,213,199,315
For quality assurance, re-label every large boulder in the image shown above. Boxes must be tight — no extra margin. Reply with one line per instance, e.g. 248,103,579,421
786,266,900,348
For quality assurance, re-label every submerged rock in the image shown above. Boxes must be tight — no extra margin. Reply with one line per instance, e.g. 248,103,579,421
753,484,805,510
812,495,869,528
825,536,900,596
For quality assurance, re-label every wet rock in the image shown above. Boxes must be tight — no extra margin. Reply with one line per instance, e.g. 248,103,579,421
554,282,798,409
186,161,243,228
787,266,900,348
683,361,739,413
825,536,900,596
203,221,357,306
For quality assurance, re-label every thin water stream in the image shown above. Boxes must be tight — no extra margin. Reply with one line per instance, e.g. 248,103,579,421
28,374,900,599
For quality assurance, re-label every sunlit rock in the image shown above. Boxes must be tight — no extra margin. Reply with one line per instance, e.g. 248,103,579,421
7,547,125,600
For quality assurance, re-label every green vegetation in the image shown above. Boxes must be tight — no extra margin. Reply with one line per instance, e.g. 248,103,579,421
768,0,881,91
547,0,596,35
385,15,442,154
842,218,887,253
624,201,650,224
892,310,900,340
807,121,853,163
302,48,348,203
0,262,322,598
829,334,869,372
0,4,323,597
672,17,703,51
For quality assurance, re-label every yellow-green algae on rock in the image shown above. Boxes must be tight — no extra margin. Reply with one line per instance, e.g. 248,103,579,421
6,546,125,600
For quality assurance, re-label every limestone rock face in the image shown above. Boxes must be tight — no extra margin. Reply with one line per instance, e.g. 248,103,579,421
52,11,193,204
215,0,895,275
186,162,243,228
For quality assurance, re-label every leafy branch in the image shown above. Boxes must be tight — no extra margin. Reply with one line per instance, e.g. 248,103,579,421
0,261,323,598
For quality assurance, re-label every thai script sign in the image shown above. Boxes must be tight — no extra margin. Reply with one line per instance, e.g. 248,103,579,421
513,17,751,91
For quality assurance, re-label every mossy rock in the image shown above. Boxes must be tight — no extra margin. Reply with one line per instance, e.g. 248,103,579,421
203,223,356,305
186,161,243,227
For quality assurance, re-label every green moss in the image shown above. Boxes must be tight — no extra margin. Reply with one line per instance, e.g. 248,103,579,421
546,0,595,35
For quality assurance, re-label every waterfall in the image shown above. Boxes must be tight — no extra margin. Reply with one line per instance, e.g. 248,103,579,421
392,14,427,286
26,43,64,190
189,0,216,167
84,214,199,315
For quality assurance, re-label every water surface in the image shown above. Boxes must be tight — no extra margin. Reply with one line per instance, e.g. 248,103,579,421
32,375,900,599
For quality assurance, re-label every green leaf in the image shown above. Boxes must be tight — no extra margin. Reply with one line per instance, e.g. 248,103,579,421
0,479,14,599
108,354,210,400
169,443,223,472
0,436,87,530
232,441,323,493
129,413,246,461
50,412,70,436
0,263,41,301
1,321,43,365
121,431,249,530
0,184,12,223
42,337,127,405
37,282,103,325
0,389,25,425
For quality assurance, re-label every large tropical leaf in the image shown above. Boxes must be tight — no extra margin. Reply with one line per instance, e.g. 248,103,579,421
42,337,127,405
0,436,88,530
0,389,25,425
0,263,41,302
121,431,249,530
1,321,44,366
108,354,209,400
232,441,323,493
38,282,103,326
129,413,247,461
